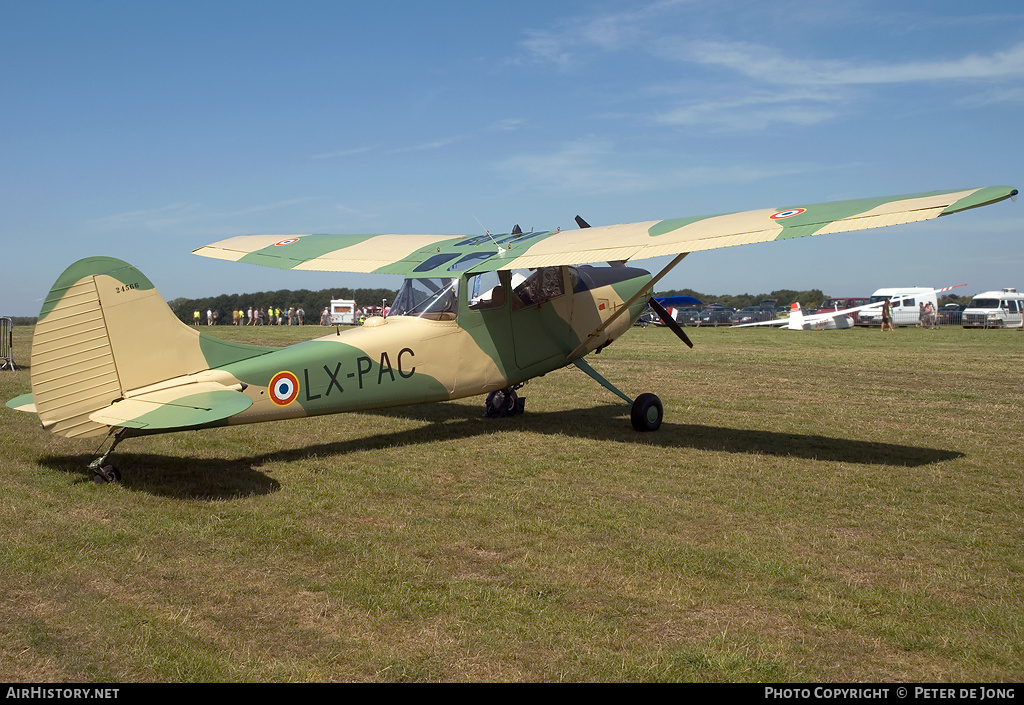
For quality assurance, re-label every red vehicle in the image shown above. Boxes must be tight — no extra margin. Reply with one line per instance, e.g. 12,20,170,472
817,297,870,323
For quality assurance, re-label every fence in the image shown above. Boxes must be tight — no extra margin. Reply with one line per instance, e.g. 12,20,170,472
0,317,15,370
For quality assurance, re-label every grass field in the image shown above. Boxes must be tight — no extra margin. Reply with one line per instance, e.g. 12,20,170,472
1,322,1022,682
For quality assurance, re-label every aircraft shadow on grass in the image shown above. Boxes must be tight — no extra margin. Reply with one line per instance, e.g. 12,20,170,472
38,402,962,499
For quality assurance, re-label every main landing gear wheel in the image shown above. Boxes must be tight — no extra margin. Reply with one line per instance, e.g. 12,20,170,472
630,393,663,432
484,386,526,418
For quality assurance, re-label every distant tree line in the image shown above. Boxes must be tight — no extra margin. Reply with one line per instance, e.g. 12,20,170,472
166,286,399,325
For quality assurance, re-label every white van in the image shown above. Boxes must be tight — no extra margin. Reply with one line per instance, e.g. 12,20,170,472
856,287,938,327
962,288,1024,328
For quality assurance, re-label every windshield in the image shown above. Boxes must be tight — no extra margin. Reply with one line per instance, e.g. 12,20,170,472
969,298,1000,309
389,278,459,319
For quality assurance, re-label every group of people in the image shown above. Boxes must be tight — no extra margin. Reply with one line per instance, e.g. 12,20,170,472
878,298,938,331
192,307,306,326
917,302,938,329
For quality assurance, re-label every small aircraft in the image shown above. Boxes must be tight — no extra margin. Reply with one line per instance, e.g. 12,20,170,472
731,284,966,330
5,186,1016,482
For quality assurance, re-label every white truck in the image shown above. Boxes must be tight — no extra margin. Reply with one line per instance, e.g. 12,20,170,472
329,299,357,325
962,288,1023,328
856,287,938,327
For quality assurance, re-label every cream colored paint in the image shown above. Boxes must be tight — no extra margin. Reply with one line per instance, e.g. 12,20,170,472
292,233,457,273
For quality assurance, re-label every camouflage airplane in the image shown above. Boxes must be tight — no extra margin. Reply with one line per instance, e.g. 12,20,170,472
5,185,1017,483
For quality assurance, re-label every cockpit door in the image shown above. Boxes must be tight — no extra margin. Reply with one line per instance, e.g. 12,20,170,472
509,267,574,369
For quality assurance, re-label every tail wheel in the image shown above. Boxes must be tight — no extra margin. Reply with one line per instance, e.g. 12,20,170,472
631,393,663,432
92,465,122,484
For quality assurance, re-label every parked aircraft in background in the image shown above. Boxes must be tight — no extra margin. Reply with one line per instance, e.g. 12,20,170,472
731,285,966,330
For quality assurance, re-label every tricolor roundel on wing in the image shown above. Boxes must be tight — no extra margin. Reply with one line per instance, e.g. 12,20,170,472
770,208,807,220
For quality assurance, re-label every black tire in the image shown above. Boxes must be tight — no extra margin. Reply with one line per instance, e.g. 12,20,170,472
631,393,663,432
93,465,121,484
485,388,517,418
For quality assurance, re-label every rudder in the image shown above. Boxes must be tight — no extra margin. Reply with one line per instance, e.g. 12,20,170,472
30,257,269,438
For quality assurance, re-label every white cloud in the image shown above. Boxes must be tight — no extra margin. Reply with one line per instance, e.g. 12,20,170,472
667,39,1024,87
88,198,321,232
515,0,692,69
387,135,465,154
654,89,840,131
496,139,655,194
311,145,376,160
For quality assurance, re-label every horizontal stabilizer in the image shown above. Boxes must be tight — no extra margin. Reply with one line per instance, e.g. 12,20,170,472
6,392,36,413
88,383,252,430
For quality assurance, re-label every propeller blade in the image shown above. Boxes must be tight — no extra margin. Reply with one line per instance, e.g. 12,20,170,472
575,215,591,229
648,297,694,348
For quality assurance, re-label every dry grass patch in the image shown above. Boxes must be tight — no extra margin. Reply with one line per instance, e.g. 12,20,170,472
1,324,1022,681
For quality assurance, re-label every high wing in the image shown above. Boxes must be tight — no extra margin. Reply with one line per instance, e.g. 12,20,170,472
193,187,1017,276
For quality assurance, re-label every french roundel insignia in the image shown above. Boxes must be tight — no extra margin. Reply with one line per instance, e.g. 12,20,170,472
268,371,300,406
770,208,807,220
274,238,300,246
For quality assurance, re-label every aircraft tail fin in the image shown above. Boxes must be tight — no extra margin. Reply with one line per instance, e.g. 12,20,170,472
786,302,805,330
28,257,270,438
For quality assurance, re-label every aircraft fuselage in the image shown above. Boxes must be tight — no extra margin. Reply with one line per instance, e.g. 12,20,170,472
211,264,653,427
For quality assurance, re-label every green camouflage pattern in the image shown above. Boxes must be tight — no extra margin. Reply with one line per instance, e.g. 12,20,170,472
192,187,1018,274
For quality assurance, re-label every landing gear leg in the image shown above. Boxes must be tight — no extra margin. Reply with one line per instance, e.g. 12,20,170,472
88,428,128,484
572,358,664,432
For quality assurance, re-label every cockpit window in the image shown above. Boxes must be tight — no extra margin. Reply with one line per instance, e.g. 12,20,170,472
414,253,460,273
389,278,459,320
511,267,565,309
467,271,505,310
448,252,497,272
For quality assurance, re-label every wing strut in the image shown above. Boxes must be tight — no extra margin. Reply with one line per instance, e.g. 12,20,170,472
567,253,688,360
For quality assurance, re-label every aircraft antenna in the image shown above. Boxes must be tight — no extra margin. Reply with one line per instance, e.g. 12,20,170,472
471,214,506,254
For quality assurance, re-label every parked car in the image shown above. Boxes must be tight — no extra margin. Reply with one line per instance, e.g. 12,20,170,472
937,303,965,326
817,297,870,324
698,306,736,326
729,306,776,326
674,306,702,326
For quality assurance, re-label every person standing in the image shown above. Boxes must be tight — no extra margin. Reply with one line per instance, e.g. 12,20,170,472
881,298,894,332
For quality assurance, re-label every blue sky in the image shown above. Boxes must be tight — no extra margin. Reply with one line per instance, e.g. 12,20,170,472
3,0,1022,315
